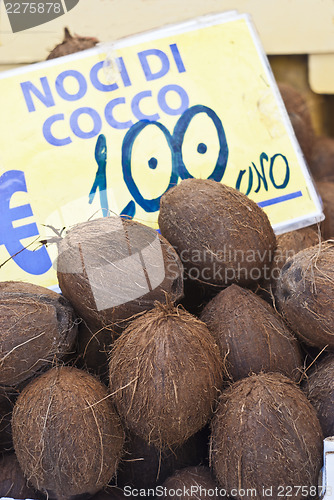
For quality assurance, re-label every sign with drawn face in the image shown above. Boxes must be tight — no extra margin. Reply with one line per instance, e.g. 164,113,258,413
0,11,323,290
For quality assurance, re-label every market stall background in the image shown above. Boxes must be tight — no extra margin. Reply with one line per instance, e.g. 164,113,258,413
1,0,334,136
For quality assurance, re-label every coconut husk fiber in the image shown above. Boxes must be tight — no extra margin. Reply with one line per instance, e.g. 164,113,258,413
75,320,115,383
161,466,220,500
12,366,125,500
210,372,323,500
304,354,334,438
263,226,321,299
57,216,184,336
0,453,44,499
275,242,334,349
274,227,320,272
200,284,302,382
0,281,77,387
158,178,276,289
109,302,222,449
47,27,99,60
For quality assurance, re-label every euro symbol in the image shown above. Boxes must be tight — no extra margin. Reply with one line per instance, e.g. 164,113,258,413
0,170,52,275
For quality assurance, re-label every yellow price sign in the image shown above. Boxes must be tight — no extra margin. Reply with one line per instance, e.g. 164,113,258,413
0,11,323,289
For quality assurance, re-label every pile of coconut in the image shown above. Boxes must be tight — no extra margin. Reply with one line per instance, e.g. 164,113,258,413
1,173,333,498
0,36,334,500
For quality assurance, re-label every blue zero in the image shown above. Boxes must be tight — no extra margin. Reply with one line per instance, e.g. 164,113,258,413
90,104,229,217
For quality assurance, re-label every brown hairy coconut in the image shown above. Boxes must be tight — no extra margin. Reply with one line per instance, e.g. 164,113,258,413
0,453,44,499
109,302,222,449
304,354,334,437
274,227,320,271
277,82,316,165
260,226,321,301
200,284,302,382
47,27,99,60
316,181,334,239
0,281,77,386
116,426,210,489
57,216,183,335
161,466,220,500
12,366,125,500
211,372,323,500
275,242,334,349
158,178,276,289
310,136,334,182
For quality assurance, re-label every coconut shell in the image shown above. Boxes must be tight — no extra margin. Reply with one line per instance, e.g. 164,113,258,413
0,282,77,386
304,355,334,437
158,179,276,289
275,242,334,349
116,426,210,489
12,366,125,500
109,302,222,449
211,372,323,500
161,466,220,500
316,181,334,240
278,82,316,165
310,135,334,182
57,216,183,334
0,453,44,499
200,284,302,382
47,27,99,60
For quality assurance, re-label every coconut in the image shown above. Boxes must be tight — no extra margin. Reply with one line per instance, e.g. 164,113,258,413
161,466,220,500
259,226,321,302
0,282,77,386
57,216,184,335
310,136,334,182
277,82,316,165
109,302,222,449
0,453,44,499
304,354,334,437
158,178,276,289
47,27,99,60
12,366,125,500
275,242,334,349
116,426,210,489
316,181,334,240
274,227,320,271
200,284,302,382
211,372,323,500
